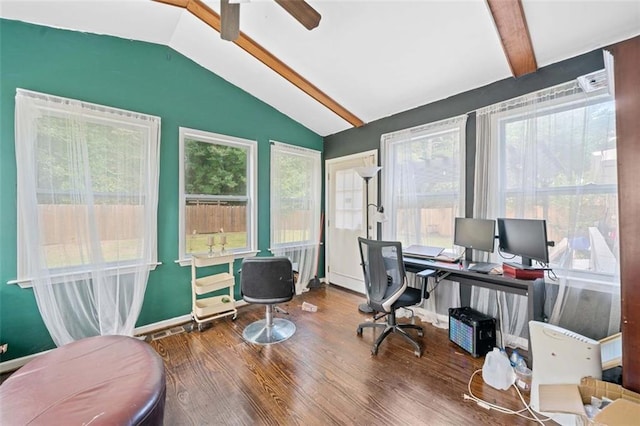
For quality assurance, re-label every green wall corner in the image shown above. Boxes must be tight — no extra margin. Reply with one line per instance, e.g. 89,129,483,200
0,19,323,361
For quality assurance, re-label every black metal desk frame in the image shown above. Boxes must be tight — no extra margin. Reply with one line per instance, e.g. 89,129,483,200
404,257,545,364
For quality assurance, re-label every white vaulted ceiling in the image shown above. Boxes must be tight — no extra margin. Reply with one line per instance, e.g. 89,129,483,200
1,0,638,136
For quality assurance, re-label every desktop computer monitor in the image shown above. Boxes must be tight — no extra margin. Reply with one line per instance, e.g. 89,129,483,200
497,218,550,267
453,217,496,253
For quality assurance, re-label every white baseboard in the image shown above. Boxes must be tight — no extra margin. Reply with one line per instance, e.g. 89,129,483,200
0,304,246,375
0,349,54,375
397,306,451,329
133,314,192,336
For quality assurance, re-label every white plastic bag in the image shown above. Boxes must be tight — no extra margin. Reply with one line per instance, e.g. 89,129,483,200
482,348,516,390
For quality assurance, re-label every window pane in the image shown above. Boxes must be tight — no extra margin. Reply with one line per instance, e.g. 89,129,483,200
390,126,462,247
503,101,616,191
335,169,362,230
184,139,247,196
35,115,149,268
271,145,321,246
501,99,617,272
180,130,256,258
184,199,247,254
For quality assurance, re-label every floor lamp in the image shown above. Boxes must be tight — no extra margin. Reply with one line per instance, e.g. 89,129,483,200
355,166,383,314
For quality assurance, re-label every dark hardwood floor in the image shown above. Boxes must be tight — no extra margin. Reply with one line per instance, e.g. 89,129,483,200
150,284,544,425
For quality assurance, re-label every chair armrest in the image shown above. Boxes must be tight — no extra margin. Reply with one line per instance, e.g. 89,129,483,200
417,269,436,299
416,269,436,278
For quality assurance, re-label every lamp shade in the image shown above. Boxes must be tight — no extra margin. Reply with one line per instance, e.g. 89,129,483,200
354,166,381,179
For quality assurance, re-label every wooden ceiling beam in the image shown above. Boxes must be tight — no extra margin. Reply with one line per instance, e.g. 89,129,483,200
274,0,321,30
154,0,189,7
154,0,364,128
486,0,537,77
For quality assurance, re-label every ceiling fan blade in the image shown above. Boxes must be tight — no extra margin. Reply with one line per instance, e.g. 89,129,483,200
274,0,321,30
220,0,240,41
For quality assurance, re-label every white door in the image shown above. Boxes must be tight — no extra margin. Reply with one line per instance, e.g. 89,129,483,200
325,151,379,293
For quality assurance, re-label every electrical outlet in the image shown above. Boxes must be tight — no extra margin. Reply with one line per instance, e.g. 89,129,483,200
0,343,7,354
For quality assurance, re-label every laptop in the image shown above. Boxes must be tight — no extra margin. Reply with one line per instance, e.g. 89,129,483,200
403,244,445,259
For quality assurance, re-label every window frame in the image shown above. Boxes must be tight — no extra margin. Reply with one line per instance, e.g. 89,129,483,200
177,127,258,265
13,89,161,287
381,115,467,248
269,141,322,250
492,90,618,281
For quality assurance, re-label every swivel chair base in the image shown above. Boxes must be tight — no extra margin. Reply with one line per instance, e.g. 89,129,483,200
358,302,375,313
357,314,424,357
243,305,296,344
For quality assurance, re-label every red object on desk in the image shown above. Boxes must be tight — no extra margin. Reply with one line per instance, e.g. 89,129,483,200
502,263,544,280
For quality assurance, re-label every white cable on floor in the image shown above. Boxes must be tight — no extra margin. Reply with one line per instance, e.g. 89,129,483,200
463,369,551,424
513,379,547,424
496,291,506,349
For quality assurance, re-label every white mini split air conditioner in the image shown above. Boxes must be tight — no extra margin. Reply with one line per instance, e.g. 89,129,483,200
529,321,602,414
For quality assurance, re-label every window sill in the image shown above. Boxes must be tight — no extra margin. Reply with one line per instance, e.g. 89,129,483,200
7,262,162,289
268,242,322,252
548,268,619,294
176,250,260,267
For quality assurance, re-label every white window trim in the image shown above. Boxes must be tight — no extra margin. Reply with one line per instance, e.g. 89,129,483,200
177,127,258,266
486,87,616,276
269,140,322,250
380,115,467,241
11,89,161,286
8,262,164,288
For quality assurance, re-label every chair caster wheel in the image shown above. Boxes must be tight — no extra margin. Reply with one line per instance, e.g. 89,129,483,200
414,350,421,357
418,330,424,337
357,327,363,336
232,313,237,321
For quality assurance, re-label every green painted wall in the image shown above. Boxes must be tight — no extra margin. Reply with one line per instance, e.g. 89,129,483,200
0,19,323,361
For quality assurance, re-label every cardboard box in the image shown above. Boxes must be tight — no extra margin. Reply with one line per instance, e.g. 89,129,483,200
539,377,640,425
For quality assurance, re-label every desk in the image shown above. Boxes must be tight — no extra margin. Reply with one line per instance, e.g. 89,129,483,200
404,257,545,363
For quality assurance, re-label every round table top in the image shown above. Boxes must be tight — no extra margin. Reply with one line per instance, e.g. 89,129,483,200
0,335,165,425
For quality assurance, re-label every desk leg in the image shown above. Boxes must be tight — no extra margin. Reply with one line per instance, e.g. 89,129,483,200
527,278,545,367
460,283,472,307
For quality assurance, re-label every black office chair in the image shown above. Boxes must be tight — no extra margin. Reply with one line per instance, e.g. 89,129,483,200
356,237,433,357
240,256,296,344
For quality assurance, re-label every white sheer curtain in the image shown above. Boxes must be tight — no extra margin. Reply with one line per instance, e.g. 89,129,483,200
381,115,467,326
474,73,619,348
270,141,322,294
15,89,160,346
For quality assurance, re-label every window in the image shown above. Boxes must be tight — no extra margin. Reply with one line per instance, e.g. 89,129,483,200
179,127,257,262
474,73,619,342
481,78,618,275
15,89,161,281
15,89,160,342
270,142,321,248
381,115,467,248
334,169,362,231
269,141,321,294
